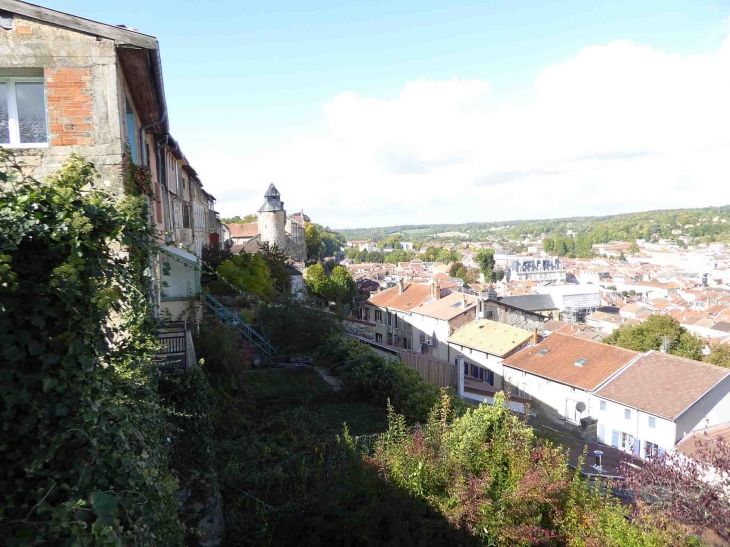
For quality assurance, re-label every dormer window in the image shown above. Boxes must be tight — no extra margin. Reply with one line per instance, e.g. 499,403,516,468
575,358,589,367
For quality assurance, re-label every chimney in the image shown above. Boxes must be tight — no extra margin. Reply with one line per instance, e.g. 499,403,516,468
435,280,442,300
532,328,538,345
593,450,603,471
462,292,467,307
398,277,404,295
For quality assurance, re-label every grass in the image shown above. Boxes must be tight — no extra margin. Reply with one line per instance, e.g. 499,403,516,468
241,367,331,400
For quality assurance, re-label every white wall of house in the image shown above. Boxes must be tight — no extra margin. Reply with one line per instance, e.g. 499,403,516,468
675,376,730,441
409,314,451,361
448,343,505,389
503,366,593,426
595,397,676,458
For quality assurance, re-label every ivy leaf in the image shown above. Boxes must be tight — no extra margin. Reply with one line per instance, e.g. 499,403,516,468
89,491,118,527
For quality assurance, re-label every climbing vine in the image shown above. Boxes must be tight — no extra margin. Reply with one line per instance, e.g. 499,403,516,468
0,150,182,544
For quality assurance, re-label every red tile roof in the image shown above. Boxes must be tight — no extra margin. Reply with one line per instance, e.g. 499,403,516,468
596,351,730,420
228,222,258,238
367,282,433,312
503,333,639,391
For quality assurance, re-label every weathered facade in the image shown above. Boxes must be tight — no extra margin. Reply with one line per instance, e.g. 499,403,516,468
1,0,225,322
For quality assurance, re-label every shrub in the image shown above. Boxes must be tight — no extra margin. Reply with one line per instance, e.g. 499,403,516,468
371,393,691,545
317,333,442,423
0,152,182,544
258,299,342,353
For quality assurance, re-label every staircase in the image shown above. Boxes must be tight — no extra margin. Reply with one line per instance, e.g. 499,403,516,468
204,293,276,362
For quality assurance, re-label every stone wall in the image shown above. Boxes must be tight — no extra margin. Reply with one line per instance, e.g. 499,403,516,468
0,14,125,193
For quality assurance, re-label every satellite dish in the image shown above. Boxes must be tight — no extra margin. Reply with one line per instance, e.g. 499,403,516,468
576,401,586,413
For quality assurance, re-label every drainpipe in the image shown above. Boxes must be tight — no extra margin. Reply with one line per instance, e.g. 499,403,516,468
139,110,167,167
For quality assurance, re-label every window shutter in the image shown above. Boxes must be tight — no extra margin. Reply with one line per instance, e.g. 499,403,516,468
633,438,640,457
611,430,619,448
658,447,666,457
598,424,605,442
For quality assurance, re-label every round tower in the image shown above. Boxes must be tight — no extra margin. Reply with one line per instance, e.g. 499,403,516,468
258,183,287,250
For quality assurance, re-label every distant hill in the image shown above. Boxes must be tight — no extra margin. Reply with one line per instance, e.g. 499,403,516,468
338,204,730,246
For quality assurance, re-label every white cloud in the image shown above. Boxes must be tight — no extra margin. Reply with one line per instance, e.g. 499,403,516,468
195,36,730,228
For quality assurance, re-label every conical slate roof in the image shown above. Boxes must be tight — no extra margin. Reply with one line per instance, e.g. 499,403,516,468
258,183,284,212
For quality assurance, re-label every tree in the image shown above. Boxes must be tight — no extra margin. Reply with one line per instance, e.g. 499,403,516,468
329,265,357,313
628,241,640,254
449,262,464,278
216,253,273,297
705,344,730,368
604,315,704,360
221,213,257,224
436,248,454,263
305,262,330,298
476,249,495,279
463,268,480,284
623,435,730,543
618,251,627,262
201,242,233,285
543,238,555,254
492,268,505,282
424,247,439,261
356,250,369,263
366,251,384,263
305,221,323,259
259,242,292,293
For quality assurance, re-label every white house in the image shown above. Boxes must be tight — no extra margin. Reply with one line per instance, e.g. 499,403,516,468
447,319,534,402
595,351,730,459
407,291,477,362
502,333,640,427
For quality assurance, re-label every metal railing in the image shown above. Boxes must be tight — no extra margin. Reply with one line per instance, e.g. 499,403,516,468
155,321,188,372
204,293,276,359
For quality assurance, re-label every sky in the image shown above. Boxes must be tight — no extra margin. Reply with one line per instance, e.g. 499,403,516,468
46,0,730,229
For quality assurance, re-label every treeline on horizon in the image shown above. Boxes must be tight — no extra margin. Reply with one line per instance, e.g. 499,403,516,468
337,204,730,246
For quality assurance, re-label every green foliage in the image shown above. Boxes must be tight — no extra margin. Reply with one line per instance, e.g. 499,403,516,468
0,151,182,544
317,334,447,423
305,222,345,261
217,252,273,297
706,344,730,368
305,262,329,297
604,315,705,360
258,299,342,353
221,214,257,224
158,366,217,479
329,265,357,306
372,393,690,545
201,241,233,285
383,249,415,264
258,242,292,293
193,321,252,387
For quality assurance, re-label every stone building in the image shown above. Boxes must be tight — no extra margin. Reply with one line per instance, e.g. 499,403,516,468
0,0,224,321
225,184,307,261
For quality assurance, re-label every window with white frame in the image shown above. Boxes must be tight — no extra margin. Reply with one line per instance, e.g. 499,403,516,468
599,400,606,411
624,408,631,420
648,416,656,428
0,73,48,147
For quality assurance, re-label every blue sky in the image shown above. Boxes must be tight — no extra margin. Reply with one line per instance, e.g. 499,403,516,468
46,0,730,228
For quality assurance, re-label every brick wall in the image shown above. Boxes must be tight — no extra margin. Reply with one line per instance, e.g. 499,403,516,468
45,68,93,147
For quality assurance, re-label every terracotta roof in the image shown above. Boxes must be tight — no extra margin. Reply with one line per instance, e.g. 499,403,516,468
367,282,433,312
503,333,639,391
412,292,477,321
448,319,533,357
228,222,258,238
676,423,730,458
544,319,568,332
596,351,730,420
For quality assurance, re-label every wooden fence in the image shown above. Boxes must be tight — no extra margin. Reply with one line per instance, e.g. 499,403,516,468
400,353,458,390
